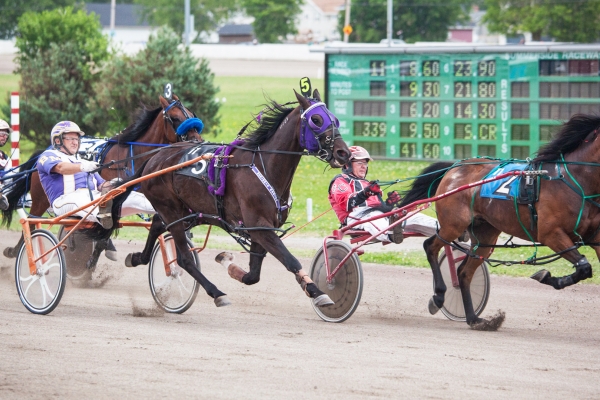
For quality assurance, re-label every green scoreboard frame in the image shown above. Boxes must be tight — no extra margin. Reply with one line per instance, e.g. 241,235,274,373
324,45,600,160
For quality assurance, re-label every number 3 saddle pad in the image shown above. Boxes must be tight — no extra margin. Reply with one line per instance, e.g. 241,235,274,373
479,163,529,201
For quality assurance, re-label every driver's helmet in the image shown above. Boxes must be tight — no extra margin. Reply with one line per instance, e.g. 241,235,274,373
348,145,373,162
0,119,10,133
343,145,373,175
50,121,85,149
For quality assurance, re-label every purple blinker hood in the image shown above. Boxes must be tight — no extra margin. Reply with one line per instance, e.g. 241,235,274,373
300,101,340,152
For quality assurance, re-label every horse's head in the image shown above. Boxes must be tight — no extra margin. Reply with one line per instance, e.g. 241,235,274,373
294,89,350,168
159,94,204,142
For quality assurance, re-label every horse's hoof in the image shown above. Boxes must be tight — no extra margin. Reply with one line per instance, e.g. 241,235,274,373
105,249,118,262
214,295,232,307
125,253,135,268
468,310,505,331
3,247,15,259
428,297,440,315
530,269,550,283
313,294,334,307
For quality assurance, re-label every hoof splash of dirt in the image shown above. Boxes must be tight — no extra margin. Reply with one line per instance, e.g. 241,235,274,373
469,310,506,331
130,295,165,318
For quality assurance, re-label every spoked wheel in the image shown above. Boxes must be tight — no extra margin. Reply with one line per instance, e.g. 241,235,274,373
148,234,200,313
58,226,95,283
437,244,490,322
15,229,67,314
309,240,363,323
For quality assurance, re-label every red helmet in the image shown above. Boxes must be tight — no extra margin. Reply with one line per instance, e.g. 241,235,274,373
348,145,373,161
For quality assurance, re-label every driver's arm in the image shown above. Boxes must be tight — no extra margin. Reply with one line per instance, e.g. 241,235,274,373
51,162,84,175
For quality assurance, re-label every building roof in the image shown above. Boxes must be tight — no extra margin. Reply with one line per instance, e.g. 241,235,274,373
85,3,150,27
218,24,254,36
312,0,345,14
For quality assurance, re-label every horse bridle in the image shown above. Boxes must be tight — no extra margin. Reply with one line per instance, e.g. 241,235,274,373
300,100,344,163
163,100,197,141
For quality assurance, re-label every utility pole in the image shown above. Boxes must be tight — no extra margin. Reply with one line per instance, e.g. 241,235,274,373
386,0,392,46
343,0,351,43
110,0,116,37
184,0,191,46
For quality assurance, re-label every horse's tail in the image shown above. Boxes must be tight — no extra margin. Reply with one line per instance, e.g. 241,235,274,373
398,162,454,207
85,159,152,241
1,150,44,227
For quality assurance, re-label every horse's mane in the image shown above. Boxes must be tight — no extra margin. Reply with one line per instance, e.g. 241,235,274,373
534,114,600,162
242,101,295,149
114,105,162,144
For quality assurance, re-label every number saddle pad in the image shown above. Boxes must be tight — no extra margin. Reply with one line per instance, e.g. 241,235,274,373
479,162,539,204
175,140,244,196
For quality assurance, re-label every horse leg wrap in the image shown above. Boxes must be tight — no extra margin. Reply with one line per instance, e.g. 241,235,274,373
296,271,314,297
215,252,247,283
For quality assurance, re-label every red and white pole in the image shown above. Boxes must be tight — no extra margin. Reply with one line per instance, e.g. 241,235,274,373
10,92,19,167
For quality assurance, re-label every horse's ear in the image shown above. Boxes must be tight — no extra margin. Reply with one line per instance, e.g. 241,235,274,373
294,89,310,109
159,96,169,108
313,88,322,101
172,94,179,101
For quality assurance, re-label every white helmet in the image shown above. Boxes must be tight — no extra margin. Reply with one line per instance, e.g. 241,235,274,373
51,121,85,153
348,145,373,161
0,119,10,133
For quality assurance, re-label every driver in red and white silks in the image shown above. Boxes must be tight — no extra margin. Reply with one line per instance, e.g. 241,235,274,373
0,119,12,210
328,145,439,243
37,121,155,228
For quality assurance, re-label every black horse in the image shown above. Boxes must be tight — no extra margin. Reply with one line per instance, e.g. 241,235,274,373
96,88,351,307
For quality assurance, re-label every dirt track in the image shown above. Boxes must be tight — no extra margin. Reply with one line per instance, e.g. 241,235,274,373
1,230,599,398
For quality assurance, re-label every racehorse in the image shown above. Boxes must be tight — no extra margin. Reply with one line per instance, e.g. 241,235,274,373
2,94,202,262
97,88,351,307
400,113,600,330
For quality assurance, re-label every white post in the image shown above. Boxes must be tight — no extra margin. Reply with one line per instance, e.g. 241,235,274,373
110,0,116,36
184,0,191,46
306,198,313,222
386,0,392,46
10,92,19,167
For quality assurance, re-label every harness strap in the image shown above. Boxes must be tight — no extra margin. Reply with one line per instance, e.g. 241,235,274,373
250,165,288,212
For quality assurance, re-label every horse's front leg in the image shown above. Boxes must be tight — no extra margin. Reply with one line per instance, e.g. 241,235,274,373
125,214,166,267
530,231,593,289
250,230,334,307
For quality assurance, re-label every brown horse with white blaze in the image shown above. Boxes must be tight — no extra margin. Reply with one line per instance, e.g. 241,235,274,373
99,88,351,307
400,114,600,330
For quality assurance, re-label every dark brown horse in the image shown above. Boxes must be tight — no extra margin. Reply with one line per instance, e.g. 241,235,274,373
2,94,201,259
401,114,600,330
99,88,350,307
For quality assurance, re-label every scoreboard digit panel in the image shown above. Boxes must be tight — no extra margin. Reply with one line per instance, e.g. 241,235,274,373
326,49,600,160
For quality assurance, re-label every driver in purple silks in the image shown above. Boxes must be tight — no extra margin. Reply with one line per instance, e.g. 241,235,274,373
37,121,155,231
0,119,12,210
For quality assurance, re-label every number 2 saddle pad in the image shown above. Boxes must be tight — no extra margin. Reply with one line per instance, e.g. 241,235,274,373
479,163,528,200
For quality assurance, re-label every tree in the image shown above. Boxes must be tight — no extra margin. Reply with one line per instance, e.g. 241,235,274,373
483,0,600,42
0,0,76,39
85,27,221,137
340,0,471,43
134,0,237,42
242,0,302,43
12,7,109,148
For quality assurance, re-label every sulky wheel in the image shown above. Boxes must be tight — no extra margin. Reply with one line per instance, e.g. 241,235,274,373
58,226,95,283
15,229,67,314
437,244,491,322
309,240,363,323
148,234,200,313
